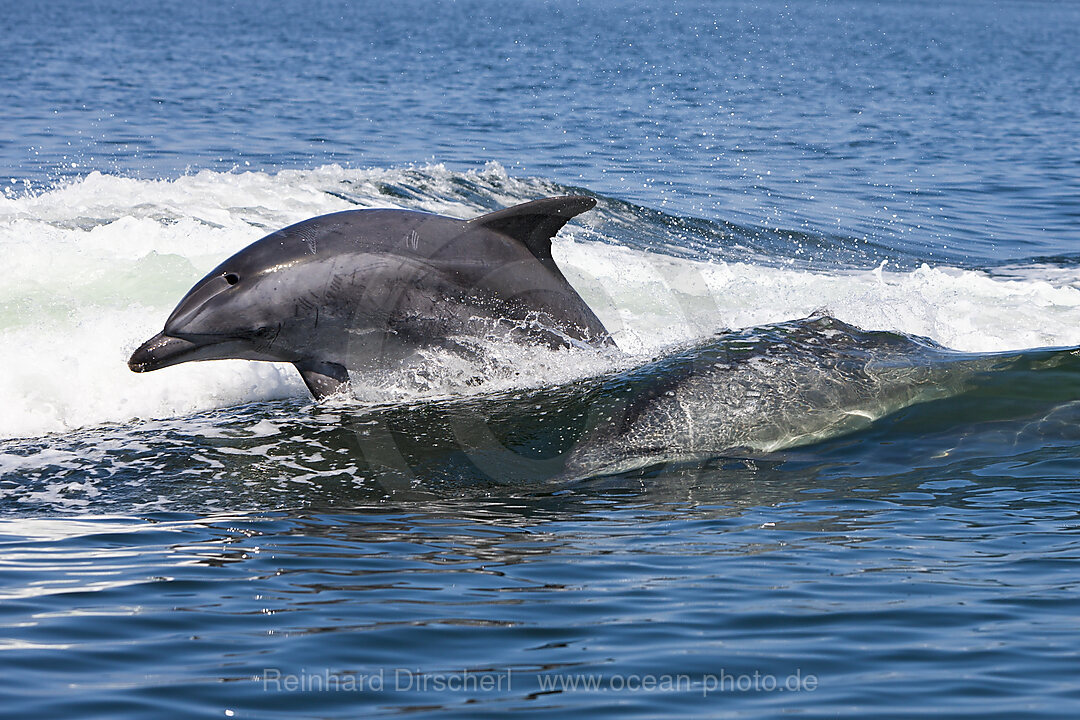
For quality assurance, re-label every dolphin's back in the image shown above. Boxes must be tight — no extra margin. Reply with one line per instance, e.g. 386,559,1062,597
241,197,611,347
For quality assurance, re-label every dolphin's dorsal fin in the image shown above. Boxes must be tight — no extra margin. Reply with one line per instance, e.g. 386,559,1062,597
469,196,596,261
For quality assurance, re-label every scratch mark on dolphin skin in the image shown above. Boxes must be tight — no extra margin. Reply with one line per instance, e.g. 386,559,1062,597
328,275,346,303
405,229,420,251
319,257,341,307
258,323,283,352
296,296,318,316
300,227,318,255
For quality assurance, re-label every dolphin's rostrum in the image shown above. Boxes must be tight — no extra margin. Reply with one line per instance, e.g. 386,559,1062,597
129,196,611,398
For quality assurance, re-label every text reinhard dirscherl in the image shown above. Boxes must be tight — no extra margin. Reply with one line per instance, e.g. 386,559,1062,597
259,668,818,696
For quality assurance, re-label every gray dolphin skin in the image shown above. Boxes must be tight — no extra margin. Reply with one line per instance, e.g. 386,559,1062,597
128,196,611,399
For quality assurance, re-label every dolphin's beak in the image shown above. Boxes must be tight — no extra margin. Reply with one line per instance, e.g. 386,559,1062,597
128,332,208,372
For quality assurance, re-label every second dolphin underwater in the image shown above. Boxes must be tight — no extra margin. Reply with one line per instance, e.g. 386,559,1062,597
324,314,1058,482
128,196,1071,475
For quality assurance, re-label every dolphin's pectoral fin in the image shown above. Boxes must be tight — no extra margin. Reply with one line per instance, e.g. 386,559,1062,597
294,360,350,400
469,195,596,263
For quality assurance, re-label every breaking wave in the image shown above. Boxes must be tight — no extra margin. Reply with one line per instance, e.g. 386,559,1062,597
2,163,1079,439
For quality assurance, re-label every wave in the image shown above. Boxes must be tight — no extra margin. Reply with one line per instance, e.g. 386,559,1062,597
4,316,1078,512
2,163,1079,439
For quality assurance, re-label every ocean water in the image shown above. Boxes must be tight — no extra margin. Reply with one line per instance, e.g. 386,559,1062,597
2,0,1080,717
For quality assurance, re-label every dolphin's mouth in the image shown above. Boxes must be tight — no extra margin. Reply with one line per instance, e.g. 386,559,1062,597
128,332,215,372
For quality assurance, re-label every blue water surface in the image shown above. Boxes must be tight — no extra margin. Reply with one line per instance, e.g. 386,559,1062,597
6,0,1079,262
2,0,1080,717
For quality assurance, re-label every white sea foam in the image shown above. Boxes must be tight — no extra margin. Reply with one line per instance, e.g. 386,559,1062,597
2,165,1078,439
557,242,1080,355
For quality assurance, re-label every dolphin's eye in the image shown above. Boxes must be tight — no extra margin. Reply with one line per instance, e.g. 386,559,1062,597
223,273,240,286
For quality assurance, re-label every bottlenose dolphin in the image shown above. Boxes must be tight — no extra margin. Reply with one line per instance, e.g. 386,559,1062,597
317,316,1023,485
129,196,611,399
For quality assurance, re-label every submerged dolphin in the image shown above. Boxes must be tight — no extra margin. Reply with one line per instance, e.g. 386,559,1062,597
316,316,1027,485
129,196,611,398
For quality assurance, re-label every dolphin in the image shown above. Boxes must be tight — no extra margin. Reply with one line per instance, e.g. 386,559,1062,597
128,196,612,399
310,315,1030,486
